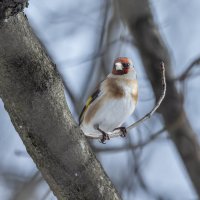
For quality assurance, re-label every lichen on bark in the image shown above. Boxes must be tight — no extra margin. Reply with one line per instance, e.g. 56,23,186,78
0,0,28,20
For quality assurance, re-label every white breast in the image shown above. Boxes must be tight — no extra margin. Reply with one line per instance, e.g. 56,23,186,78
81,79,137,136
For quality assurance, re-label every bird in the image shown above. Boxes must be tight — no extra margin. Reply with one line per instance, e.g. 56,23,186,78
79,57,138,143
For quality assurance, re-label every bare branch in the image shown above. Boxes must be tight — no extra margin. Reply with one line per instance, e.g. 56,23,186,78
84,62,166,140
0,12,121,200
127,62,166,130
93,128,165,153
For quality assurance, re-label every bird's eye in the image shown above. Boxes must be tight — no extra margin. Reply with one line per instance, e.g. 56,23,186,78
123,63,130,67
115,62,123,71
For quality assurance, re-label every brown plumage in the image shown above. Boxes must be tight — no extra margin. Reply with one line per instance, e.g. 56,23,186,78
105,78,125,98
83,78,138,124
84,97,105,124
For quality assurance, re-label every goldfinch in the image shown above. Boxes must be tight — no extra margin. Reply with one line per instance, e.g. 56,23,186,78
79,57,138,143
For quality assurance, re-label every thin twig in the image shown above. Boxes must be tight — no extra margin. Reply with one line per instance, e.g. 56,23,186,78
127,61,166,131
93,128,165,153
84,61,166,139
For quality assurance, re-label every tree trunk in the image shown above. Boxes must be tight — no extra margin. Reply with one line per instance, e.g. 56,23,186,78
119,0,200,197
0,3,121,200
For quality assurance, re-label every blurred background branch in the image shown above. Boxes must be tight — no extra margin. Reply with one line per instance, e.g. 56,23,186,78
1,0,200,199
118,0,200,197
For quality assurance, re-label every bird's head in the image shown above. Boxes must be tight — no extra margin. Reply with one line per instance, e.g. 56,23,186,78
112,57,134,75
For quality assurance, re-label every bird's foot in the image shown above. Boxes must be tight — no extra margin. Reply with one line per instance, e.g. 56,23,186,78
100,132,110,144
95,124,110,144
113,126,127,137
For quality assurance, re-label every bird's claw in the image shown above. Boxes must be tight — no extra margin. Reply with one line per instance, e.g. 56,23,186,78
113,127,127,137
100,132,110,144
95,124,110,144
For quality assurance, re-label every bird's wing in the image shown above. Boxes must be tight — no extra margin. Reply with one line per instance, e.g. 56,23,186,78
79,87,101,125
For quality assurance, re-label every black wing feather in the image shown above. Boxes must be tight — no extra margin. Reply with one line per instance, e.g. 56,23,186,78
79,88,101,125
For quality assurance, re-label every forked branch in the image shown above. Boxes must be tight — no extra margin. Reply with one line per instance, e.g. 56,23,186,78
84,61,166,140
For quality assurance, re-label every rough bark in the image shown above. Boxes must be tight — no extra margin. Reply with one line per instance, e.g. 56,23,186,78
0,4,121,200
119,0,200,196
0,0,28,20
